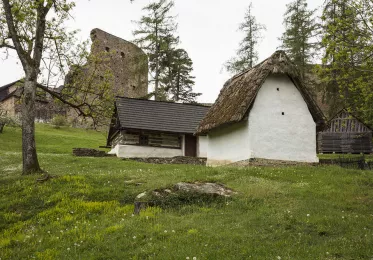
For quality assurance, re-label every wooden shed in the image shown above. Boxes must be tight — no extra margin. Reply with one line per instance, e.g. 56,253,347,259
318,109,372,154
107,97,210,158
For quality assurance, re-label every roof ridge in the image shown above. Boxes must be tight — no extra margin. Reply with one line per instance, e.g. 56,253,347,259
196,50,326,134
115,96,211,108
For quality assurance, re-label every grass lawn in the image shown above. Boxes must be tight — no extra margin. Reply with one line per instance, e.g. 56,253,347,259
0,124,373,259
318,153,373,161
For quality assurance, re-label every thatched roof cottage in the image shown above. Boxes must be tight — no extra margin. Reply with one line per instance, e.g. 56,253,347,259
196,50,326,166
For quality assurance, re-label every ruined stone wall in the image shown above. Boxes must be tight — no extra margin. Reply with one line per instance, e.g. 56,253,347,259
89,28,148,98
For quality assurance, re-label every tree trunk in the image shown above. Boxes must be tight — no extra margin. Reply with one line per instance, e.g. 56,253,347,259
22,75,41,175
175,66,180,101
154,25,159,101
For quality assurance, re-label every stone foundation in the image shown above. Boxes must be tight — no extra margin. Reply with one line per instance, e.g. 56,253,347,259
228,158,318,167
318,159,339,165
128,156,207,166
73,148,108,157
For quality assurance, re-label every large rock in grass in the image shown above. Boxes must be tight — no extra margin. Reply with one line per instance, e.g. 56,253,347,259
134,182,235,214
174,182,235,197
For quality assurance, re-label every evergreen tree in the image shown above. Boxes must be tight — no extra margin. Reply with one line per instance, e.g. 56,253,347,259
280,0,317,78
164,48,201,102
225,3,266,74
133,0,178,100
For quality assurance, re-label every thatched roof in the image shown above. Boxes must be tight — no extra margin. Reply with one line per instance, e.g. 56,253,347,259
196,50,326,134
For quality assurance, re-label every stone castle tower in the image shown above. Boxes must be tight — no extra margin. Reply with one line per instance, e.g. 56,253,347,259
66,28,148,98
89,29,148,98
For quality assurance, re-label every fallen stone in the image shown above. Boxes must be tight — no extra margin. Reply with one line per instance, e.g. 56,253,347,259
136,192,147,199
174,182,235,197
134,182,235,214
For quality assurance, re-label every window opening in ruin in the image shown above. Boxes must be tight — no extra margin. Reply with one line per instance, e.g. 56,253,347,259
139,135,149,146
282,112,285,115
105,47,110,52
277,88,279,91
121,52,125,58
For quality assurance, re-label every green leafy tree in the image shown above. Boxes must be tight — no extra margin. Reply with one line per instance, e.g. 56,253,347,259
0,0,119,175
55,45,116,127
280,0,317,78
316,0,373,121
133,0,178,101
225,2,266,74
0,0,77,174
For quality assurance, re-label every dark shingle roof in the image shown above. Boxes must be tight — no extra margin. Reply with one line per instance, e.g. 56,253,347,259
116,97,210,134
0,80,21,102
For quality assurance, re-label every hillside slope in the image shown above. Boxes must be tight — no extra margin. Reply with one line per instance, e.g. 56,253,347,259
0,124,373,259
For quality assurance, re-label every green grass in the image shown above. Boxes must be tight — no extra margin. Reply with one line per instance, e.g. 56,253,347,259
318,153,373,161
1,124,373,259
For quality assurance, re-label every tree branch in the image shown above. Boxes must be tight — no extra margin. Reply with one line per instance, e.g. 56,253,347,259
32,1,53,73
0,42,15,49
37,84,90,118
2,0,32,67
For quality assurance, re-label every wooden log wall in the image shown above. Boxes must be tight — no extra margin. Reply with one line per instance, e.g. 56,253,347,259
318,110,373,154
318,132,372,154
148,132,180,148
112,130,181,149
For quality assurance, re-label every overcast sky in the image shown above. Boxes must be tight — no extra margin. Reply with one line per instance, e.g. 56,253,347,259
0,0,323,103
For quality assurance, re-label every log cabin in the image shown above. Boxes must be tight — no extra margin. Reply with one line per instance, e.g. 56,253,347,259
107,97,210,158
318,109,372,154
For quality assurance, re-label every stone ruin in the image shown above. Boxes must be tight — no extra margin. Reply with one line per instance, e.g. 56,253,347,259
0,29,149,124
66,29,148,99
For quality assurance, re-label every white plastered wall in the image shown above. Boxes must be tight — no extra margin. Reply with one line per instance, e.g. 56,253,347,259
109,144,183,158
197,136,208,158
248,74,318,162
206,121,250,166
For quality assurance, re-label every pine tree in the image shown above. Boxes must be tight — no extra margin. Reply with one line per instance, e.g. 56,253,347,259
133,0,178,100
280,0,317,78
164,48,201,102
225,2,266,74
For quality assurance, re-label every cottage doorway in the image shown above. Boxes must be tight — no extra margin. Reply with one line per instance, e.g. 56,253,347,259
185,135,197,157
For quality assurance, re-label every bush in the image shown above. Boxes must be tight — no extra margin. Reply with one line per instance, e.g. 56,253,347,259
51,115,68,129
0,111,21,133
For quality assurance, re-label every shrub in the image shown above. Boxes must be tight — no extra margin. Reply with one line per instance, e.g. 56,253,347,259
51,115,68,129
0,110,21,133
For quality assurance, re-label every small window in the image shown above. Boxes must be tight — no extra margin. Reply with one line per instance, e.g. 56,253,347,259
105,47,110,52
139,135,149,146
282,112,285,115
121,52,125,58
277,88,280,91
